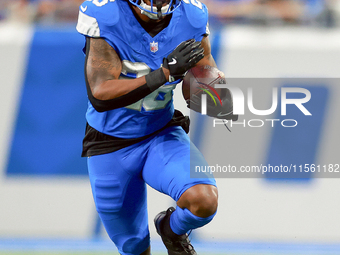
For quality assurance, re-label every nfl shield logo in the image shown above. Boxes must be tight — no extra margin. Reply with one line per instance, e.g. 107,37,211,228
150,41,158,53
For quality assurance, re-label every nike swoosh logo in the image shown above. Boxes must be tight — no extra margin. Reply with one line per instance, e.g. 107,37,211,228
168,58,177,65
217,111,232,117
80,5,88,12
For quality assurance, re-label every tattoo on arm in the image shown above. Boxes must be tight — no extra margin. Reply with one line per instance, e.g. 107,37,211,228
83,38,168,111
86,38,122,90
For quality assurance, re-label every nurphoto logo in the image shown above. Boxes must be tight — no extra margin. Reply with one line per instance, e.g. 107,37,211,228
200,83,312,128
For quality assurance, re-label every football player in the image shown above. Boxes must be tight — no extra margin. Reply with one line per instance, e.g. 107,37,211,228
76,0,231,254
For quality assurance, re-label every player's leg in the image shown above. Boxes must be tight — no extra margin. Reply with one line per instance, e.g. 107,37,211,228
87,143,152,255
143,126,217,254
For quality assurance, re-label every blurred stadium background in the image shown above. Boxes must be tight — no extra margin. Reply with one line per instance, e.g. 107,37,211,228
0,0,340,254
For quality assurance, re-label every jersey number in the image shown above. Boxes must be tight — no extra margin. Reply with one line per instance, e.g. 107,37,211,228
92,0,115,7
120,60,177,112
92,0,202,9
182,0,202,9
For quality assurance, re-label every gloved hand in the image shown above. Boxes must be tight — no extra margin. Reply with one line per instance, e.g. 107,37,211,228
187,79,238,121
163,39,204,82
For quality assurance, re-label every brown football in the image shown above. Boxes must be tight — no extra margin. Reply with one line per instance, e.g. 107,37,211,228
182,65,225,101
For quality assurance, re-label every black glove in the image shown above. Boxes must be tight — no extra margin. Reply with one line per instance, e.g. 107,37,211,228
187,81,238,121
163,39,204,82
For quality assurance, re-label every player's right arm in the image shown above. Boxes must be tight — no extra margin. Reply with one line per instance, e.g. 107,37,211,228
85,37,203,112
85,37,169,112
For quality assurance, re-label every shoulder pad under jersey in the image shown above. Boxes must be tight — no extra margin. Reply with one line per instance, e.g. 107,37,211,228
76,0,120,37
180,0,209,34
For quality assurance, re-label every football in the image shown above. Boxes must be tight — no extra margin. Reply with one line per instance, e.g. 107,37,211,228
182,65,225,101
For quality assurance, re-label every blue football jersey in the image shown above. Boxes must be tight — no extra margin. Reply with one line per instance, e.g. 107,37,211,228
76,0,209,138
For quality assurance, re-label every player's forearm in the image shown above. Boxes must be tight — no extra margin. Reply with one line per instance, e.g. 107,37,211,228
196,36,217,68
92,76,147,100
86,68,168,112
196,54,217,68
92,67,170,100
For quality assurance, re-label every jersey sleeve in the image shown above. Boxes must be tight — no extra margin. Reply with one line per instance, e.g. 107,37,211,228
181,0,210,41
76,0,120,51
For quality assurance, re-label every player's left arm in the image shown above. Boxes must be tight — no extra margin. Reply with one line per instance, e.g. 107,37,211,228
196,36,217,68
189,35,238,120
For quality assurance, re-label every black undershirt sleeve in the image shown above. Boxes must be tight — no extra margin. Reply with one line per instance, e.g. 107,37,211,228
84,37,167,112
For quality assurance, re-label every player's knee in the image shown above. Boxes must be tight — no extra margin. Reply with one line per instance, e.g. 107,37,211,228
179,184,218,218
194,187,218,218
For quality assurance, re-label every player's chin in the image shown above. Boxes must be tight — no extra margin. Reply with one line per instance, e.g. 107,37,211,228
149,16,166,22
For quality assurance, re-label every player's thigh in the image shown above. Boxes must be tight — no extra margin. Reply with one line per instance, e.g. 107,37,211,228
87,147,150,254
143,126,216,202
